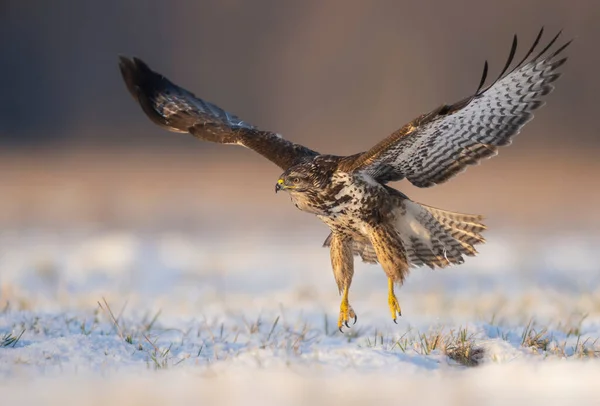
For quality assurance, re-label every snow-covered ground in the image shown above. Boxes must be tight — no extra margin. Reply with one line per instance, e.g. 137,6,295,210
1,228,600,405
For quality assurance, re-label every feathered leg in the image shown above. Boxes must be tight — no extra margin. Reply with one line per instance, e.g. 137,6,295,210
329,233,357,332
369,225,409,323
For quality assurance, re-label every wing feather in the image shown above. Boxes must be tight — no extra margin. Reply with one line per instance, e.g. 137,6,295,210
339,29,572,187
119,57,318,170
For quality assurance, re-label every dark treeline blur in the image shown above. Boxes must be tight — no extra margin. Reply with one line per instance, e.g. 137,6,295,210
1,0,598,154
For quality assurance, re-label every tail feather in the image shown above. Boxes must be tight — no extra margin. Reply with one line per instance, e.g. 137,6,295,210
447,228,486,246
397,201,486,269
323,200,487,269
454,238,480,256
422,205,487,233
410,216,466,268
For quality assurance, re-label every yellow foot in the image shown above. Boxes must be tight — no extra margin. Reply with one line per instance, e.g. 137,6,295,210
338,300,357,333
388,278,402,323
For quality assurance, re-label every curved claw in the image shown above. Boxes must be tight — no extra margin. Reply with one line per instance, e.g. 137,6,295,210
338,296,357,333
353,315,357,325
388,282,402,324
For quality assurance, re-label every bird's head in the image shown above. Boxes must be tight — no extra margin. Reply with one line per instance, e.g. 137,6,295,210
275,158,336,215
275,164,316,194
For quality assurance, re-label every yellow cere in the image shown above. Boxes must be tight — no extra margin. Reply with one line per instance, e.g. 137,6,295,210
278,179,284,185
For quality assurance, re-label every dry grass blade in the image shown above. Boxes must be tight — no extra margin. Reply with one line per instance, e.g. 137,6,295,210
143,333,160,353
98,297,125,341
1,330,25,348
444,328,484,367
521,320,550,351
419,331,443,355
143,309,162,332
267,316,280,342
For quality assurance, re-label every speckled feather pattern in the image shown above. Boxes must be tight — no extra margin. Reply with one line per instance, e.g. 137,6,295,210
328,233,355,294
342,29,571,188
119,28,569,312
118,56,318,170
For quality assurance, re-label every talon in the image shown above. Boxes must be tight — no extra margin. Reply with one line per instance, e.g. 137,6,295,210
338,286,358,332
388,278,403,323
353,315,357,325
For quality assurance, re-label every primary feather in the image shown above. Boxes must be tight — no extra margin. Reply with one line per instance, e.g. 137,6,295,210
118,56,318,170
341,28,572,187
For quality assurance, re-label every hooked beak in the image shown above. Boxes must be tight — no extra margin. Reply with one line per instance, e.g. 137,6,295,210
275,178,285,193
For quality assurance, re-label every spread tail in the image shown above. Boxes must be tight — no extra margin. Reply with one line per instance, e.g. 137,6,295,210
322,200,485,268
396,200,486,269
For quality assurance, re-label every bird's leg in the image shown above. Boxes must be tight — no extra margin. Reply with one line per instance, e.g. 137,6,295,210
338,284,357,332
329,233,357,332
368,225,408,324
387,278,402,323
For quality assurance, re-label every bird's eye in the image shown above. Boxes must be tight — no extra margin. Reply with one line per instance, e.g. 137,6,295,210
292,177,301,184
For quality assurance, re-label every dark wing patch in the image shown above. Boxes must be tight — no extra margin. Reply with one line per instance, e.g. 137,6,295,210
119,57,318,170
339,28,572,187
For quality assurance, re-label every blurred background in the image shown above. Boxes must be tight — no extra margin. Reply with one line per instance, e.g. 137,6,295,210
1,1,599,311
2,0,599,230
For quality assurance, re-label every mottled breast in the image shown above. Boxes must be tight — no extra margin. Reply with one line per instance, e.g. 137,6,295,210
317,171,391,238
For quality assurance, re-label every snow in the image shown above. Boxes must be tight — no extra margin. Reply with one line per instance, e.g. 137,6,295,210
1,228,600,405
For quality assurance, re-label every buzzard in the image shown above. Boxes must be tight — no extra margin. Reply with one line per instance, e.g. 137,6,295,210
119,28,570,332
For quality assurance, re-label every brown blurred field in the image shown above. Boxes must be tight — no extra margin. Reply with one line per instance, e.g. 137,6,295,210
1,147,598,232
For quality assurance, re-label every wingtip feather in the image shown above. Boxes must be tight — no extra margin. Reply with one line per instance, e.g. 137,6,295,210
533,29,562,61
118,55,141,101
550,39,574,58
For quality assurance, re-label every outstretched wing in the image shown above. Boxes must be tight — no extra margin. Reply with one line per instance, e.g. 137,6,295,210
119,57,318,170
339,28,572,187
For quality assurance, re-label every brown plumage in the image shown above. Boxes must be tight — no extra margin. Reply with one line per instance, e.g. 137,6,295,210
119,28,571,331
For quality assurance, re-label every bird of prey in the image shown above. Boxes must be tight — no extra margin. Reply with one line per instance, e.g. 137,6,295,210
119,28,570,332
